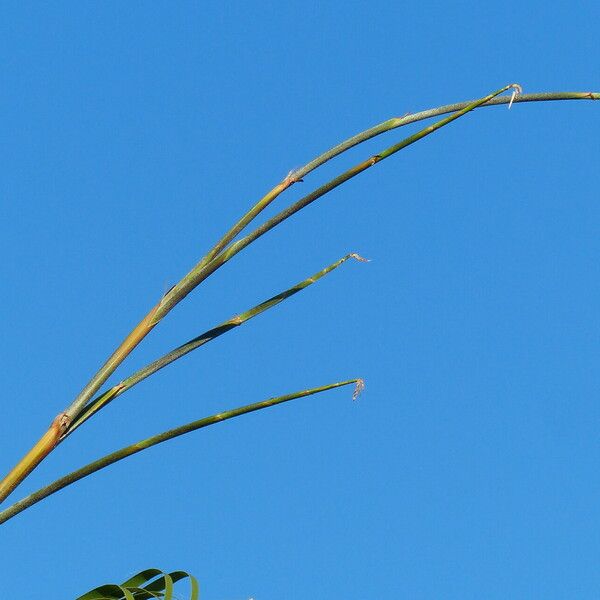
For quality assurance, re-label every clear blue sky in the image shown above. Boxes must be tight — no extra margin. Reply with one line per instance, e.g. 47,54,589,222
1,2,599,598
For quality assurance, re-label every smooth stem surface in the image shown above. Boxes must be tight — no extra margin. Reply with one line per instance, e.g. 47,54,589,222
214,85,518,269
156,90,596,320
65,300,162,420
167,91,600,289
0,380,362,525
295,91,598,179
0,84,514,505
64,89,600,423
195,176,299,271
153,84,521,322
65,253,366,436
2,86,595,505
0,414,70,505
63,88,599,423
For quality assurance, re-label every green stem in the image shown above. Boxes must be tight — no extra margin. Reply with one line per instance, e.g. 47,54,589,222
186,91,598,274
175,90,600,286
0,379,363,525
3,86,595,505
202,85,519,278
66,253,367,436
65,87,597,421
295,91,598,178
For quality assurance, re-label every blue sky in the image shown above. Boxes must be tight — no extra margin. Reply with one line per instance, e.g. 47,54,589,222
0,2,599,598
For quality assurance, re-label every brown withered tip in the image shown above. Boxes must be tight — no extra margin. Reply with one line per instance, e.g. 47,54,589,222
352,379,365,400
349,253,371,263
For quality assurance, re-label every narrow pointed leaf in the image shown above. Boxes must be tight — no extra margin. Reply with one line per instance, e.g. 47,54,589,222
66,253,364,436
0,379,363,525
77,584,136,600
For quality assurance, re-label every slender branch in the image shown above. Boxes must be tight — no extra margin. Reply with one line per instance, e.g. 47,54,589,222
0,380,363,525
65,88,598,421
67,85,518,430
165,91,600,290
0,83,516,505
152,89,600,322
0,414,70,505
65,300,162,420
65,88,600,421
1,86,595,505
193,176,299,271
295,91,598,179
65,253,367,437
0,301,161,504
196,85,520,282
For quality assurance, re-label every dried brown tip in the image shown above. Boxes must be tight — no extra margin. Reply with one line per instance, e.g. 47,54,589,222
349,253,371,263
509,83,523,95
352,378,365,400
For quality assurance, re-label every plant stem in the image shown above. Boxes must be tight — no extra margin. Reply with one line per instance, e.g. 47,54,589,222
205,85,519,275
66,75,508,438
0,83,513,505
0,380,362,525
0,302,162,505
65,253,366,437
0,414,69,506
172,91,600,282
65,88,598,422
295,91,599,178
1,86,595,505
148,90,600,322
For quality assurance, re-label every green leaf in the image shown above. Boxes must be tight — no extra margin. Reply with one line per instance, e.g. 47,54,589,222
76,583,136,600
143,570,199,600
120,569,165,588
77,569,199,600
